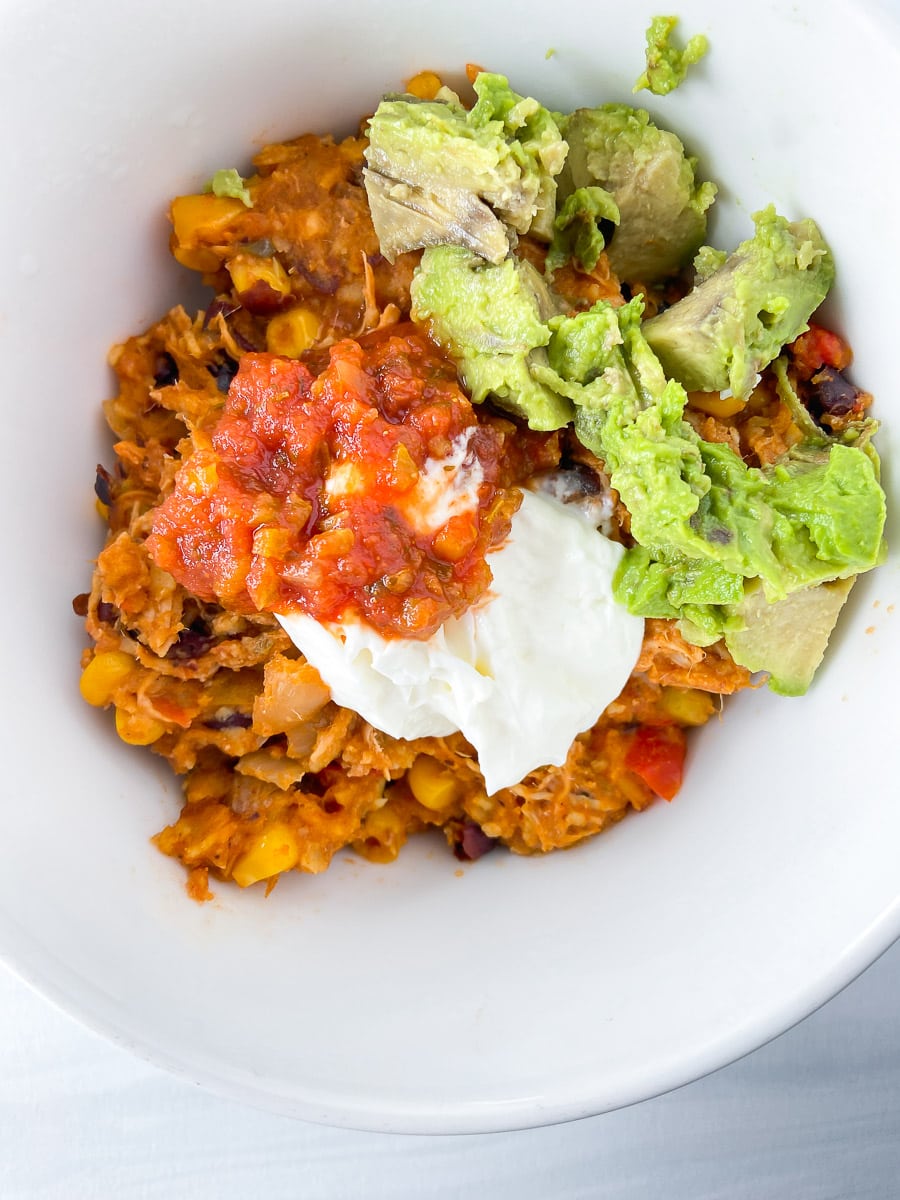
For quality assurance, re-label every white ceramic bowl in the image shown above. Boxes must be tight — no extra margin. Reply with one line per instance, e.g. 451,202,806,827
1,0,898,1134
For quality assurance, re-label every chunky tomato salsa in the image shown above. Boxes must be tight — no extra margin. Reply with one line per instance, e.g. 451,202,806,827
148,328,556,639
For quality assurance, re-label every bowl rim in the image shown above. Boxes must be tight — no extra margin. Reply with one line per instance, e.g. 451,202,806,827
2,906,899,1133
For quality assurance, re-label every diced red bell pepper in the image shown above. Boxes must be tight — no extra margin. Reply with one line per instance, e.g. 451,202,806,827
789,324,852,377
625,726,686,802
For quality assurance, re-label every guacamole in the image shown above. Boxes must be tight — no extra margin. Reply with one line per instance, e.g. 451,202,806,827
634,16,709,97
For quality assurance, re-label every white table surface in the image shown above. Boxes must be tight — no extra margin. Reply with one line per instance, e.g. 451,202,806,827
2,935,899,1200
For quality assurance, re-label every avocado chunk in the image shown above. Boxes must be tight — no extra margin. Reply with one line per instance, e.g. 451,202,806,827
558,104,716,283
545,185,620,275
410,245,572,431
643,206,835,399
364,75,567,263
633,16,709,97
724,577,856,695
363,169,510,264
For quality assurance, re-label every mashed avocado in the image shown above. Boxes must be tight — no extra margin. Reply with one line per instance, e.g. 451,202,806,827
548,300,884,612
411,245,572,431
204,168,252,207
550,298,885,646
634,16,709,97
546,185,620,275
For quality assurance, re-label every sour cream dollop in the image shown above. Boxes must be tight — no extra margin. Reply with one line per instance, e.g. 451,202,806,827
277,489,644,795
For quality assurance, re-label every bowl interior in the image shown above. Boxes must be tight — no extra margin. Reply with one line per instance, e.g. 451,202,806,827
1,0,898,1133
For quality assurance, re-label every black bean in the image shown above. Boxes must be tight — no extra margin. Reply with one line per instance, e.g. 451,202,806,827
231,328,259,353
810,368,860,417
72,592,90,617
165,626,217,661
202,709,253,731
97,601,118,623
153,351,179,388
556,461,603,497
207,355,239,394
94,464,113,505
293,262,340,295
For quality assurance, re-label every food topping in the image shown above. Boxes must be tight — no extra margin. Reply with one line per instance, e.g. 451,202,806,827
557,103,716,283
147,328,555,640
633,15,709,97
364,73,567,263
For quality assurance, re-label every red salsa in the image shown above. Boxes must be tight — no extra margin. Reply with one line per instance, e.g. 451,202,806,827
147,328,559,639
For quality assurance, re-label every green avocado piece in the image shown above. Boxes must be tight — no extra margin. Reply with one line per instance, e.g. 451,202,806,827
558,104,716,283
723,577,856,695
468,72,569,240
643,206,835,399
633,16,709,97
545,186,621,275
203,168,252,207
364,75,567,262
363,170,510,264
692,243,727,284
410,245,572,431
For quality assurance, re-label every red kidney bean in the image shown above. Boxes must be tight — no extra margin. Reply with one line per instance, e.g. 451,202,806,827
452,821,498,862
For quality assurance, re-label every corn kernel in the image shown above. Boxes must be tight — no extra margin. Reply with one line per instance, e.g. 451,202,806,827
79,651,135,707
232,823,300,887
405,70,443,100
408,755,463,811
114,706,167,746
353,804,408,863
227,253,291,300
687,391,747,419
170,193,245,249
265,308,320,357
660,687,716,727
95,498,109,520
171,242,221,273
